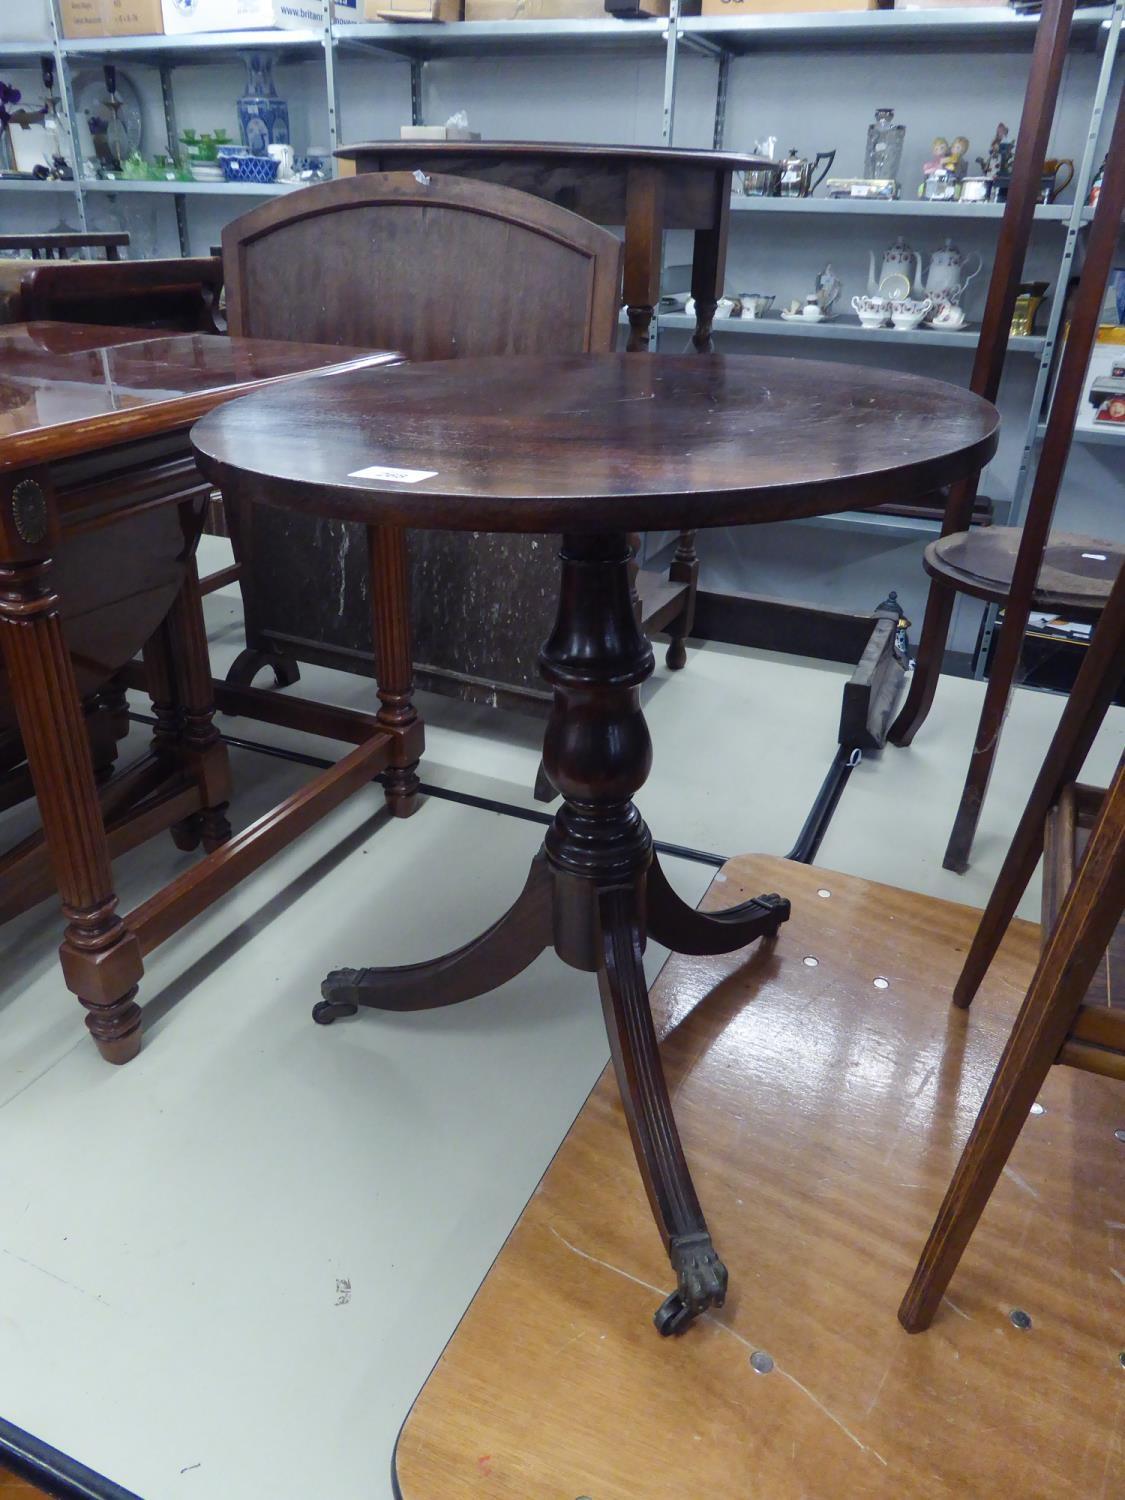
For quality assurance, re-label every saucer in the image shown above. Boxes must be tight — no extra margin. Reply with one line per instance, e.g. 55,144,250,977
780,310,837,324
878,272,912,302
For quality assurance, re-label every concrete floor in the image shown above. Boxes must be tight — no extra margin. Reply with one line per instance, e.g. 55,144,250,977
0,540,1120,1498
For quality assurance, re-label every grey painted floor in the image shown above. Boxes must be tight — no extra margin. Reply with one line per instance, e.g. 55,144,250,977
0,541,1120,1499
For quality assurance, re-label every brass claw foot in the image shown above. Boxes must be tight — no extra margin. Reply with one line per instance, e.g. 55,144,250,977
654,1233,728,1336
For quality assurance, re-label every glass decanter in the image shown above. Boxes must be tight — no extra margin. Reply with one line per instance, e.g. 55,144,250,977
864,107,905,184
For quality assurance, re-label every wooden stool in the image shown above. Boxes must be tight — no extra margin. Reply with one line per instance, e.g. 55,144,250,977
899,560,1125,1332
892,71,1125,874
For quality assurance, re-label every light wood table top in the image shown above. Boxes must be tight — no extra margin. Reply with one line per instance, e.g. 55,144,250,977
393,854,1123,1500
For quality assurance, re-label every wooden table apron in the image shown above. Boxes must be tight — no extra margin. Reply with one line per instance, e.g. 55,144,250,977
0,324,411,1065
192,351,1000,1336
335,143,772,357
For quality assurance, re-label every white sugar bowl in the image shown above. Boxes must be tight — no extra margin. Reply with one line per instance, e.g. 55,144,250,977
852,293,888,329
890,297,934,331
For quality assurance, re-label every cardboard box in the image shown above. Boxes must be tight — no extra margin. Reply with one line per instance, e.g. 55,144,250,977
105,0,163,35
160,0,328,34
59,0,111,38
1077,325,1125,435
701,0,875,13
59,0,329,36
365,0,462,18
464,0,619,18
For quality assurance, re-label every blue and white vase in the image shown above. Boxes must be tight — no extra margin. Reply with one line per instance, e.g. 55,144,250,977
237,53,289,158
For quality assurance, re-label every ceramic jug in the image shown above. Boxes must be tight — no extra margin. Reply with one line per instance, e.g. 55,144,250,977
867,236,922,297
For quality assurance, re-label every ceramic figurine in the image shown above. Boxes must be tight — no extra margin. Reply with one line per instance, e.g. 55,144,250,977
922,137,949,179
944,136,969,176
238,52,289,157
977,122,1013,181
815,263,842,315
920,133,969,200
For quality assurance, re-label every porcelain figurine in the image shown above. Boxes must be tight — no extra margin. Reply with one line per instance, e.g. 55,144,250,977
815,263,842,315
867,236,922,299
977,122,1013,181
923,238,982,313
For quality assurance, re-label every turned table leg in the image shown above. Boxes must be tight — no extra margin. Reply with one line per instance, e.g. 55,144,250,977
367,524,421,817
623,164,664,355
0,558,143,1062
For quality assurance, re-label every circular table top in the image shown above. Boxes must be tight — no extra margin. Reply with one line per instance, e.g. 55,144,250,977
334,141,775,173
191,354,1000,535
925,527,1123,617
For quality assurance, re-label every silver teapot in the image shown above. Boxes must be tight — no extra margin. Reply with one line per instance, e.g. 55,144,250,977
776,147,836,198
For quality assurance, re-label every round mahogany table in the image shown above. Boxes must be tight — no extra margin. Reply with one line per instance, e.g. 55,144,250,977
192,353,999,1335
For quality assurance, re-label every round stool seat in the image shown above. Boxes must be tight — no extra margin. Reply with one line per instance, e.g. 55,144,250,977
923,527,1124,619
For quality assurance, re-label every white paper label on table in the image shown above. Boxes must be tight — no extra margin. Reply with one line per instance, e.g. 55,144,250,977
348,464,438,484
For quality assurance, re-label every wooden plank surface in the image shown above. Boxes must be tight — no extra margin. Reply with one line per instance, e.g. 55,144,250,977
394,854,1124,1500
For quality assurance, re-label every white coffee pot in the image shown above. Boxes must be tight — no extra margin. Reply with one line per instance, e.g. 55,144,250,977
867,236,922,298
923,238,982,305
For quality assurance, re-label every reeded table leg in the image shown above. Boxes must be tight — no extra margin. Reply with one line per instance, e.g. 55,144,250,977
314,532,791,1335
0,559,144,1062
368,524,421,817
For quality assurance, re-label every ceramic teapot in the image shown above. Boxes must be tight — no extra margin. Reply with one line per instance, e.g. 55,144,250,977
867,236,922,298
923,238,982,307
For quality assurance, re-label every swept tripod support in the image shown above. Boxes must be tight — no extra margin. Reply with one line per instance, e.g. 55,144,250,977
314,533,790,1333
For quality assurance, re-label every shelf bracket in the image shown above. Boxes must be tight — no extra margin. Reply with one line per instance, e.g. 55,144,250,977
47,0,88,231
323,0,340,159
712,48,730,151
411,57,424,128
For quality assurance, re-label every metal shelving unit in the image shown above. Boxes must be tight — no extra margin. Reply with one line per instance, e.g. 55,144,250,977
81,178,304,196
729,195,1082,220
682,3,1115,47
662,309,1046,353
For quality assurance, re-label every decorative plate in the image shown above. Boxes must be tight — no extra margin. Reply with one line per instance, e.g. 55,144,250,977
73,69,143,167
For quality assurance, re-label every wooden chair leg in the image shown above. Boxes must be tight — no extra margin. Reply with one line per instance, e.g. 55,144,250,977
222,486,301,689
942,601,1030,874
887,578,956,747
954,567,1125,1009
165,554,232,852
900,758,1125,1332
367,523,421,817
664,532,699,672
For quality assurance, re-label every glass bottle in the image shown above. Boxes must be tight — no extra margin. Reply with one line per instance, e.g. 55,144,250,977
865,107,906,186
